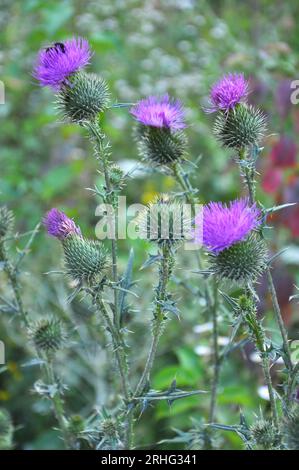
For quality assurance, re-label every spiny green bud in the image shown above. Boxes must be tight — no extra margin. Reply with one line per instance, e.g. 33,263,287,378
250,419,282,450
67,414,85,436
283,406,299,450
135,124,187,166
209,234,267,284
138,194,191,246
213,104,266,150
0,408,13,450
101,418,118,439
238,294,256,314
63,235,109,285
0,206,14,239
58,72,110,123
109,164,125,190
29,318,65,355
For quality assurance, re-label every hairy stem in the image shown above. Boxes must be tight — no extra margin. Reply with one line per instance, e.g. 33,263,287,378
209,282,220,423
266,268,293,371
261,353,279,428
45,361,72,449
96,297,131,402
86,122,120,328
134,244,173,397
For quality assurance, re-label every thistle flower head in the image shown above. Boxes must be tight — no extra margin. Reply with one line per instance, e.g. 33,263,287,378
33,37,91,90
43,208,81,240
199,198,261,253
131,94,186,130
208,73,249,113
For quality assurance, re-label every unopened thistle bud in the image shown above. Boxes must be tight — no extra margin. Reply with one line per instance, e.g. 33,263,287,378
44,209,109,285
29,318,65,356
0,206,14,239
62,235,109,285
109,164,126,190
131,95,187,166
57,72,110,123
250,419,282,450
67,414,85,436
283,406,299,450
0,408,13,450
138,194,191,246
198,198,267,284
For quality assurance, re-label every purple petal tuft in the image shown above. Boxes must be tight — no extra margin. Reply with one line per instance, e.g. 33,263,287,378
43,208,81,240
196,198,261,253
207,73,249,113
130,94,186,130
33,37,91,90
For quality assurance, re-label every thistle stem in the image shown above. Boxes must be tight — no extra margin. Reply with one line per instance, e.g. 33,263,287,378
261,353,279,428
0,242,29,327
96,297,131,402
209,282,220,423
266,268,293,371
45,362,71,449
134,244,173,398
86,122,120,328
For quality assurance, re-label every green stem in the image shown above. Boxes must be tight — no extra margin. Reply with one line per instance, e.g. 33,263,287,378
209,282,219,423
96,297,131,402
86,122,120,328
0,242,29,326
45,362,71,449
261,353,279,428
134,244,172,398
266,268,293,371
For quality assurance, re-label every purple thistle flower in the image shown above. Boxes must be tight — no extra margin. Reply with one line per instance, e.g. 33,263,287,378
130,94,186,130
207,73,249,113
44,208,81,240
33,37,91,90
197,198,261,253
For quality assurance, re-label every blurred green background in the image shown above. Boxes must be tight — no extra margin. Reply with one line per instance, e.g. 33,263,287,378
0,0,299,449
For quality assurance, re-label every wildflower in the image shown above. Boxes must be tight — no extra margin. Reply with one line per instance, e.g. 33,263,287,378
131,95,186,130
131,95,187,165
197,198,266,284
208,73,249,113
33,37,91,90
199,198,261,253
44,209,108,285
43,208,81,240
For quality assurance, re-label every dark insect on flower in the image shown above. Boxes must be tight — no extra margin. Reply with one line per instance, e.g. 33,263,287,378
46,42,66,54
33,37,91,90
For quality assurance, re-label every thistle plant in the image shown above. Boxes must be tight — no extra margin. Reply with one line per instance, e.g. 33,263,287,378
1,37,296,451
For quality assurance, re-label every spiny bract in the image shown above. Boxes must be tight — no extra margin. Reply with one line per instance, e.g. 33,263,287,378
135,124,187,165
58,72,110,123
213,104,266,149
29,318,65,355
209,234,268,284
63,235,109,285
